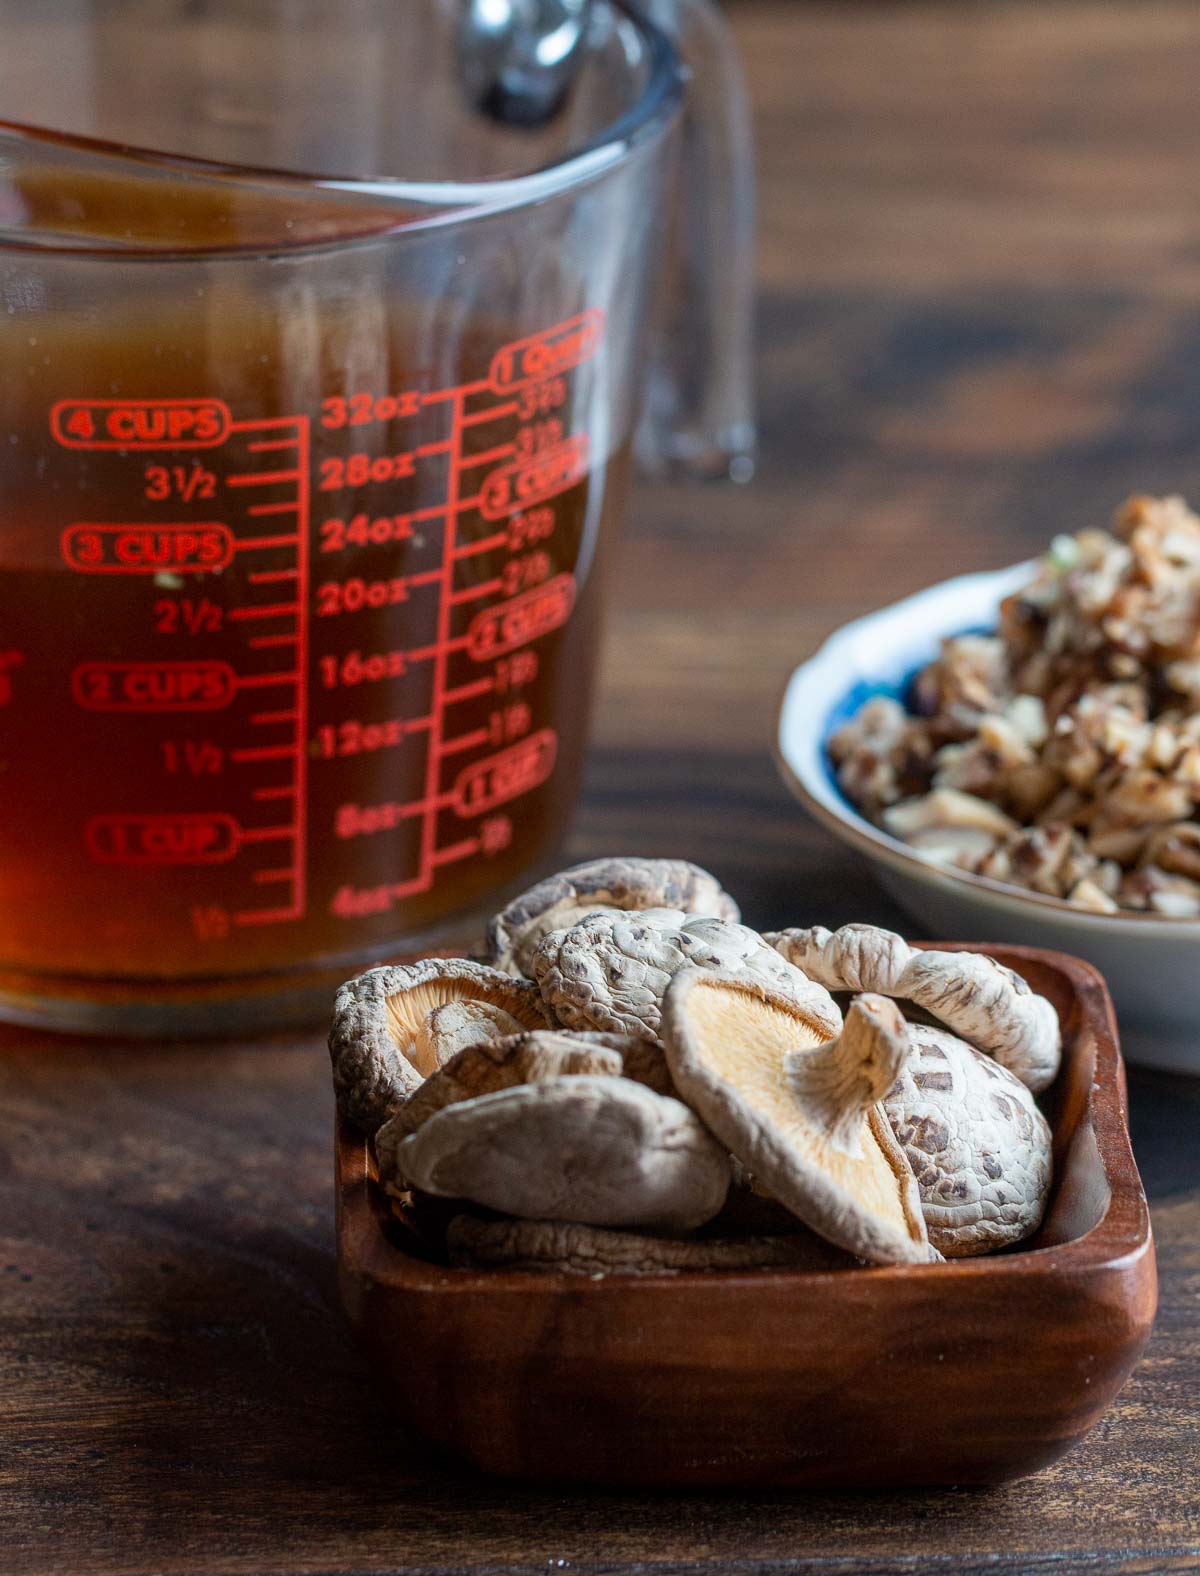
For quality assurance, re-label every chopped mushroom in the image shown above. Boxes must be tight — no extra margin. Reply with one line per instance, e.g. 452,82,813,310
533,911,841,1044
393,1075,731,1231
661,970,934,1265
883,1023,1053,1257
766,924,1062,1093
445,1215,856,1276
329,958,551,1134
486,856,739,977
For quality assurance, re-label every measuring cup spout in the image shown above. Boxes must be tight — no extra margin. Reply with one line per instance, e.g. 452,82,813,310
635,0,756,481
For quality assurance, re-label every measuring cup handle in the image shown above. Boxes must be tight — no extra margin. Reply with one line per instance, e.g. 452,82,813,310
635,0,756,481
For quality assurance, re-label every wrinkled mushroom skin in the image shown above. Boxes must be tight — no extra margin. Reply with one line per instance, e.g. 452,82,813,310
395,1075,731,1231
883,1024,1053,1256
446,1215,857,1276
533,912,842,1045
661,970,934,1266
767,923,1061,1093
328,958,550,1134
375,1029,629,1162
485,856,740,978
766,923,912,994
896,951,1062,1093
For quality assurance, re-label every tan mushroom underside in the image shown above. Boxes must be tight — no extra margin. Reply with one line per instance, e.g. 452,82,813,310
662,971,933,1265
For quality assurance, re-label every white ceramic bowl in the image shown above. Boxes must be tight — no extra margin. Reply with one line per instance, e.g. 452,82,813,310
777,560,1200,1074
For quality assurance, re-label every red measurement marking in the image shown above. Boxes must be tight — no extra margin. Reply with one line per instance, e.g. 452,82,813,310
237,671,300,689
439,726,490,758
252,867,294,884
253,785,297,801
51,398,231,450
236,532,299,549
86,812,239,864
250,709,299,725
465,573,576,661
488,310,605,394
459,442,516,470
249,569,299,585
248,634,299,650
461,400,518,428
246,503,300,518
444,677,495,704
62,522,233,574
405,636,470,663
233,907,298,927
452,730,558,817
479,435,588,520
451,578,503,607
231,744,296,763
454,531,509,559
239,825,297,843
432,836,481,866
228,602,300,622
72,660,237,712
247,437,300,453
226,469,301,488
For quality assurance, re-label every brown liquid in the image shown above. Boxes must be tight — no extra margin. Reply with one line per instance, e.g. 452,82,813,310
0,172,626,992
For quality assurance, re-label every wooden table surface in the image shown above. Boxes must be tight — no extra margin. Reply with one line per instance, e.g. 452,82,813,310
5,3,1200,1571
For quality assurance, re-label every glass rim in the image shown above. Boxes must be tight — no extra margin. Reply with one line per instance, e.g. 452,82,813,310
0,0,684,260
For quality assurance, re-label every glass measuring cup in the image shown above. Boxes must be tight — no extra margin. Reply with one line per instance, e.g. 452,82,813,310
0,0,753,1035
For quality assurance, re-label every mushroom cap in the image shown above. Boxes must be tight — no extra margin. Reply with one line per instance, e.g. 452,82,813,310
375,1028,629,1162
883,1023,1053,1256
533,911,842,1045
485,856,740,977
896,951,1062,1093
446,1215,856,1276
394,1074,731,1231
661,970,933,1265
329,958,551,1134
767,924,1062,1094
766,923,913,994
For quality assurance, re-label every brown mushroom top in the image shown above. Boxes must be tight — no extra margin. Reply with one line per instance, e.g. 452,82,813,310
485,856,740,977
328,958,551,1134
883,1022,1053,1256
533,910,842,1044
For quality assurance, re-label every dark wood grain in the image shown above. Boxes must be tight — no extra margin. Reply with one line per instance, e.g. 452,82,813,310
5,0,1200,1570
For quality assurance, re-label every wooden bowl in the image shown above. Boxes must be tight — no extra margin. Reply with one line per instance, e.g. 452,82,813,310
335,944,1156,1488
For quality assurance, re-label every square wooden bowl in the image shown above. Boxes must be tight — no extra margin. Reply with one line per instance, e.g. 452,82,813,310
335,944,1156,1488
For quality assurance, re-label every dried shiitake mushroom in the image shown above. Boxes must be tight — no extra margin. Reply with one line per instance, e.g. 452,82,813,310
898,950,1061,1094
376,1028,632,1159
329,958,551,1133
392,1074,731,1231
883,1023,1053,1257
446,1215,856,1276
768,923,1061,1092
486,856,739,977
662,971,934,1265
765,921,911,994
534,911,841,1045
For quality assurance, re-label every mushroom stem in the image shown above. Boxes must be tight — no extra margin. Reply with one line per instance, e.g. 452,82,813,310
785,995,911,1158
